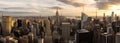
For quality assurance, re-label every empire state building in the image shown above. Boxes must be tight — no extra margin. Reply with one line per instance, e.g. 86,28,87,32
55,9,60,26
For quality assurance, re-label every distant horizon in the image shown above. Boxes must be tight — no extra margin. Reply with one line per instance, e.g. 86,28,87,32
1,0,120,16
0,14,118,17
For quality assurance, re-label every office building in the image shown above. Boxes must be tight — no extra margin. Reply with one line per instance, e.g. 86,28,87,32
2,16,13,36
22,19,29,29
116,33,120,43
6,36,18,43
17,19,22,28
100,33,114,43
28,33,34,43
18,35,28,43
61,22,71,43
76,29,93,43
44,19,52,43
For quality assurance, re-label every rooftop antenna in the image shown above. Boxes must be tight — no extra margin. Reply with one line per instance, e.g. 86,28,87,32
111,11,114,23
1,12,3,20
103,13,106,21
2,12,3,18
103,13,105,17
96,8,98,18
82,5,85,12
115,14,117,21
81,0,85,29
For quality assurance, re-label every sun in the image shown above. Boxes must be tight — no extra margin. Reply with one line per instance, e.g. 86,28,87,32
109,5,120,10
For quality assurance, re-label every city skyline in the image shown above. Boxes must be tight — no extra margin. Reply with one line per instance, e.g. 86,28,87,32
0,0,120,16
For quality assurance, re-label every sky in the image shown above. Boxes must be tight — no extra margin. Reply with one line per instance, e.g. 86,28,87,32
0,0,120,16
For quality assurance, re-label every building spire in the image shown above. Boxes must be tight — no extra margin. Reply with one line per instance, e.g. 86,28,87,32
111,11,114,16
103,13,106,21
56,8,59,16
96,8,98,18
111,11,114,23
103,13,105,17
55,8,60,26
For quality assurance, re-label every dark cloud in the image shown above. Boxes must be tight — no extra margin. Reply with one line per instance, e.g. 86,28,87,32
1,7,31,10
96,0,120,10
72,3,85,7
109,0,120,2
57,0,85,7
48,6,63,9
0,10,37,15
96,2,110,10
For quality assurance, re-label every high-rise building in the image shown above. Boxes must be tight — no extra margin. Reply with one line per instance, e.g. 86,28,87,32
100,33,114,43
22,19,29,29
61,22,71,43
93,24,101,43
0,37,6,43
116,33,120,43
34,37,44,43
32,23,38,37
28,33,34,43
56,9,59,24
76,28,93,43
81,12,88,29
17,19,22,28
19,35,28,43
6,36,18,43
111,11,114,23
44,19,52,43
103,13,106,21
102,13,108,32
2,16,13,36
44,19,51,35
107,24,113,34
52,27,60,43
55,9,60,27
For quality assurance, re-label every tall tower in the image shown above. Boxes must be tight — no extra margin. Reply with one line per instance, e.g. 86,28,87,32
56,9,59,26
111,11,114,22
2,16,13,36
111,11,114,17
103,13,106,21
56,9,59,17
61,22,71,43
44,18,52,43
115,14,117,21
22,19,29,29
44,19,51,35
96,8,98,18
103,13,105,17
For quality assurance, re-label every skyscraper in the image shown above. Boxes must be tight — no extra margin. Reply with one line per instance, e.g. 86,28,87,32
6,36,18,43
55,9,60,26
116,33,120,43
22,19,29,29
81,12,88,29
2,16,13,36
44,18,52,43
61,22,71,43
111,11,114,23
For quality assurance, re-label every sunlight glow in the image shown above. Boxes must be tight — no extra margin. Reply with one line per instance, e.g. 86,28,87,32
109,5,120,10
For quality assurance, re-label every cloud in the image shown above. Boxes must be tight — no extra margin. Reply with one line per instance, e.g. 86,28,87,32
96,2,110,10
72,3,85,7
48,6,63,9
1,7,32,10
0,10,39,16
57,0,85,7
0,10,36,14
96,0,120,10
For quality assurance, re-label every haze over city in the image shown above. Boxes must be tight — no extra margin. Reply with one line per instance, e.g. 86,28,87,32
1,0,120,16
1,0,120,43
